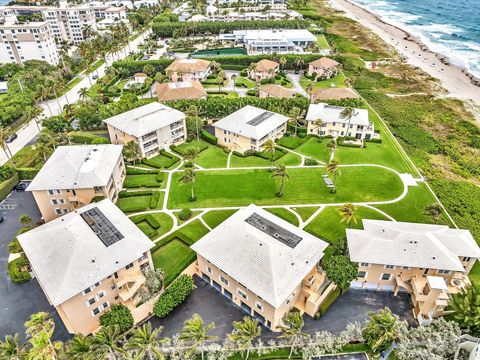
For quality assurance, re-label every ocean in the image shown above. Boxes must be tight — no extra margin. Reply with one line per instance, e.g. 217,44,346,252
351,0,480,78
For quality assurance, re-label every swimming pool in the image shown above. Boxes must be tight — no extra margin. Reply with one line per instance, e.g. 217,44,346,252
190,47,247,57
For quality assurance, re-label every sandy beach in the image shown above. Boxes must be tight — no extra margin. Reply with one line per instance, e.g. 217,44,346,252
329,0,480,108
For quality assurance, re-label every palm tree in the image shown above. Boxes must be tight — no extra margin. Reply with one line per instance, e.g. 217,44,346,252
89,325,126,360
326,159,340,194
125,323,165,360
339,107,357,138
327,138,336,154
0,126,13,160
24,312,55,338
261,139,276,163
183,147,200,165
78,87,89,101
179,168,196,201
339,203,357,228
279,312,308,359
362,308,406,354
312,118,323,135
0,334,26,360
288,107,305,137
179,314,217,360
271,164,289,197
187,105,202,141
424,203,443,224
24,312,61,360
39,87,53,116
294,57,305,72
231,74,237,90
306,82,314,102
228,316,261,360
279,57,287,71
123,140,142,168
66,334,93,360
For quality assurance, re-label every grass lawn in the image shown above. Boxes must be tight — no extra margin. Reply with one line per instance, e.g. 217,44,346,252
168,166,404,209
299,73,347,90
235,76,256,89
292,206,319,221
123,174,164,188
230,151,301,167
277,136,308,149
131,212,174,239
174,140,228,168
207,91,239,99
304,205,390,244
316,34,330,49
151,240,196,286
202,209,238,228
375,183,452,225
173,210,202,225
265,208,299,226
296,137,332,163
143,153,180,169
116,196,151,213
173,219,209,243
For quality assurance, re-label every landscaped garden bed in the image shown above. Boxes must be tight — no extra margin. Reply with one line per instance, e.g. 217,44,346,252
123,172,165,188
142,151,180,169
116,190,164,213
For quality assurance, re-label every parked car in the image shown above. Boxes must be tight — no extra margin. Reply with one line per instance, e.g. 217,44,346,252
0,216,4,223
92,74,99,80
14,181,29,191
5,133,17,143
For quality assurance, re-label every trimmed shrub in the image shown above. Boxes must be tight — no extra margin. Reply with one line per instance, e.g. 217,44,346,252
156,171,165,182
305,158,319,166
0,172,19,202
150,191,161,208
178,208,192,221
91,137,110,144
153,275,195,318
146,214,161,229
99,304,134,333
0,165,15,182
201,129,218,145
91,196,105,202
184,161,194,168
366,138,383,144
16,167,39,180
8,255,31,283
118,190,153,198
246,89,257,96
126,168,158,175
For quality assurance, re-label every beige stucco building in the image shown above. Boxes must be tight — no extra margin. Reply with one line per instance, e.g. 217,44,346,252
18,199,156,335
165,59,211,83
214,105,289,153
248,59,279,81
104,102,187,158
306,103,376,141
307,57,340,79
347,220,480,325
27,144,125,222
191,205,334,331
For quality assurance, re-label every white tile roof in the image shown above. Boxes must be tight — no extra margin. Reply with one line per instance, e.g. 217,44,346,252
103,102,185,138
27,144,123,191
213,105,289,140
347,220,480,272
18,199,154,306
306,103,370,126
191,204,328,307
233,29,317,43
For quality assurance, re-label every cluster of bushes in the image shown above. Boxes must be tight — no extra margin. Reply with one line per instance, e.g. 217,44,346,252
0,172,19,202
150,191,162,208
365,138,382,144
142,150,180,169
0,165,15,182
201,130,218,145
8,255,31,283
305,158,319,166
124,77,154,95
118,189,153,198
99,304,134,333
337,137,363,148
152,19,308,37
153,274,195,318
178,208,192,221
8,226,30,254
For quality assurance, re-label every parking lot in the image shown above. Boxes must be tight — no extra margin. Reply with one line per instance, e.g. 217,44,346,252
0,190,69,341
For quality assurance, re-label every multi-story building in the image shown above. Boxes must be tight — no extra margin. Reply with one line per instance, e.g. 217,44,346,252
165,59,211,83
26,144,125,222
203,6,302,22
191,204,332,331
0,11,59,65
213,105,289,153
305,103,376,141
18,199,156,335
104,102,187,158
307,57,340,80
248,59,279,81
347,220,480,325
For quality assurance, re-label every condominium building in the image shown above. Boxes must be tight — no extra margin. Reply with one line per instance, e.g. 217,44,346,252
104,102,187,158
248,59,279,81
18,199,156,335
27,144,125,222
191,204,331,331
0,11,59,65
165,59,211,83
305,103,376,140
207,0,287,6
204,7,302,22
347,220,480,325
307,57,340,79
220,29,316,54
213,105,289,153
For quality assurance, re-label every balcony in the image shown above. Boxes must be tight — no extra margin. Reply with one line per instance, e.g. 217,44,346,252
115,271,146,302
171,130,184,139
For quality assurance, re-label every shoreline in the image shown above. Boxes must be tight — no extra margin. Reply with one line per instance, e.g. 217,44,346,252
328,0,480,108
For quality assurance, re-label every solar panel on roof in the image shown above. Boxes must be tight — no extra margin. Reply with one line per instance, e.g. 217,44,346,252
245,213,302,248
247,111,275,126
81,207,124,247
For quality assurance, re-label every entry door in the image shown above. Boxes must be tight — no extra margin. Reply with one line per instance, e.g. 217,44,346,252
240,302,252,315
224,289,233,301
202,273,211,284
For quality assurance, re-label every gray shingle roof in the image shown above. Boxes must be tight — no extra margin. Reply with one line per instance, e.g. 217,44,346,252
27,144,123,191
18,199,154,306
191,204,328,307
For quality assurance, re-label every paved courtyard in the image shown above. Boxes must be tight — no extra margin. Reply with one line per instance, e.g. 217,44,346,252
150,276,415,341
0,190,69,341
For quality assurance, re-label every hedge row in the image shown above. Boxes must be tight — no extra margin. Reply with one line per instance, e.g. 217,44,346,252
255,147,287,161
170,141,208,156
201,129,218,145
118,190,153,198
366,138,383,144
150,191,161,209
16,167,39,180
0,172,19,202
153,274,195,318
126,167,158,175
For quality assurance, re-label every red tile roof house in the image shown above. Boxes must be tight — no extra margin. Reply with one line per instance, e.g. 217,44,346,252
248,59,280,81
307,57,341,80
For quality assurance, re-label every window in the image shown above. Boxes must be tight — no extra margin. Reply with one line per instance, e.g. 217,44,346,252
97,291,106,299
83,287,91,295
237,288,247,300
220,276,229,286
111,285,116,290
402,266,410,269
358,271,367,278
102,302,109,310
94,282,101,287
438,269,450,274
206,266,212,274
255,302,263,311
463,257,472,262
125,263,133,270
360,262,369,267
91,308,100,316
86,297,95,306
384,265,395,269
114,295,119,300
381,273,391,281
51,199,58,205
54,208,63,215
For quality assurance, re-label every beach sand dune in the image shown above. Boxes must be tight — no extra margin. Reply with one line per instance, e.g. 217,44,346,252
329,0,480,110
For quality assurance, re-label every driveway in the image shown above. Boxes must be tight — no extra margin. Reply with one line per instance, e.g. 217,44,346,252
0,191,69,341
287,72,308,97
150,276,414,341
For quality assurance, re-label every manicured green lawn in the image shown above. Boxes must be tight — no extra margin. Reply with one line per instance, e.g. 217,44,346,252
316,34,330,49
174,140,228,168
173,210,202,225
202,209,238,228
123,174,164,188
230,151,301,168
207,91,239,99
304,205,390,244
151,240,196,286
292,206,319,221
116,196,151,213
375,183,452,225
143,153,180,169
173,219,210,244
130,212,174,239
296,137,332,163
235,76,256,89
168,166,404,209
277,136,307,149
265,208,299,226
299,73,347,90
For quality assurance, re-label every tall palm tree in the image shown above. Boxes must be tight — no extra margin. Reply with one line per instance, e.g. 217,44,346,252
78,87,89,101
339,203,357,228
39,87,53,116
183,147,200,165
326,159,340,194
279,57,287,71
24,312,61,360
288,107,305,137
24,312,55,338
228,316,261,360
231,74,237,90
123,140,142,168
306,82,314,102
0,126,13,160
312,118,323,134
89,325,126,360
261,139,276,163
179,168,196,201
125,323,165,360
187,105,202,141
279,312,308,359
327,138,336,154
66,334,93,360
271,164,289,197
294,57,305,72
179,314,217,360
0,334,26,360
424,203,443,224
339,107,357,138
